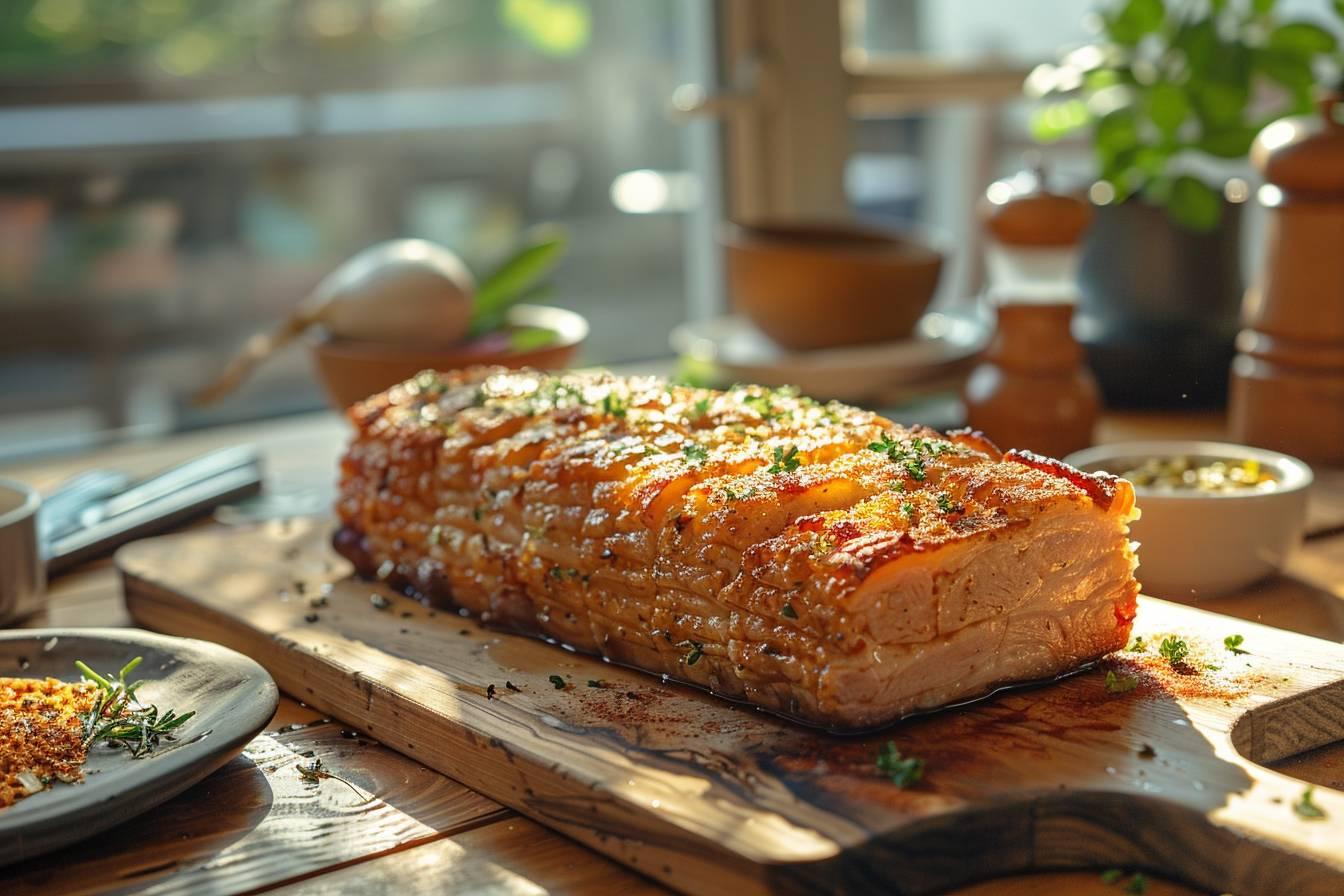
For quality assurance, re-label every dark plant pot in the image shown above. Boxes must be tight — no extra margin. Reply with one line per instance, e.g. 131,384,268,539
1077,199,1242,409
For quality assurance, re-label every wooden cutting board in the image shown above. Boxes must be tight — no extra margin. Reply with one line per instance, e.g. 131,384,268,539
118,519,1344,896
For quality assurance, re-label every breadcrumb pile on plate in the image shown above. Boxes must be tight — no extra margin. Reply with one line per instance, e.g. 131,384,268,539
0,677,96,808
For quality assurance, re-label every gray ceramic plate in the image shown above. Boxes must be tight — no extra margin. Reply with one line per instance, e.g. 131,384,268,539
0,628,278,865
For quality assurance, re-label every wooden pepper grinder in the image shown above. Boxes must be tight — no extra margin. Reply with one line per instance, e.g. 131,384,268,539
1230,88,1344,465
962,166,1100,458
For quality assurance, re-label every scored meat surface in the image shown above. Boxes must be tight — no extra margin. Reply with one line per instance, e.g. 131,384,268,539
335,366,1139,730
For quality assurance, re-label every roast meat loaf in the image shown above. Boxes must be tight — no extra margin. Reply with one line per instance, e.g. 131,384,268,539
335,367,1140,729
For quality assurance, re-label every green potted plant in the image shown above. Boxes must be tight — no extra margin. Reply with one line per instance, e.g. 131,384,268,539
1029,0,1342,407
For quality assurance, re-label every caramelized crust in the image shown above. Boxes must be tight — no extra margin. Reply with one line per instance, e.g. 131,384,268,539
335,367,1139,728
1,677,96,808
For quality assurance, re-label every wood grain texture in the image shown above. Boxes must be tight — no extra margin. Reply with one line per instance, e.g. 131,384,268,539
117,519,1344,895
5,720,508,896
266,816,668,896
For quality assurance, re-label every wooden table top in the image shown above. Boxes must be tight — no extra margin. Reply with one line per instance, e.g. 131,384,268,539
6,405,1344,896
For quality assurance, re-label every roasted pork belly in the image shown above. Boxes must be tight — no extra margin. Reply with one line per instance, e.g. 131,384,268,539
334,367,1139,729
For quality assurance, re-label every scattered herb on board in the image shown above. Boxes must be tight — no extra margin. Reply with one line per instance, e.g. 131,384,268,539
1295,786,1328,820
768,445,801,474
1158,636,1189,667
875,741,924,788
1224,634,1249,655
682,443,709,464
296,757,371,804
679,640,704,666
370,593,391,610
781,603,798,619
548,675,567,690
75,657,196,758
1104,670,1138,694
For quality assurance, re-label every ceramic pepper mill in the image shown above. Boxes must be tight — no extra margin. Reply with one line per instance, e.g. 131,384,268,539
1229,88,1344,465
962,166,1100,458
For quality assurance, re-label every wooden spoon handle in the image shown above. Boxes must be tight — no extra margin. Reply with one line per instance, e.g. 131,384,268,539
193,311,317,406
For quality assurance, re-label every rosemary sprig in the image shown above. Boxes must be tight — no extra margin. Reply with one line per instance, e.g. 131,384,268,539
76,656,196,758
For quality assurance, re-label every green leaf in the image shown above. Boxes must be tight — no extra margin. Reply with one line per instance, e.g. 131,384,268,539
1255,48,1316,90
1147,82,1190,135
1267,22,1337,56
1190,80,1249,129
1198,126,1259,158
1107,0,1166,45
1095,108,1140,164
1336,1,1344,20
509,326,558,352
1167,176,1222,232
471,281,554,337
1253,0,1275,14
470,228,568,335
1174,20,1217,73
1030,99,1090,142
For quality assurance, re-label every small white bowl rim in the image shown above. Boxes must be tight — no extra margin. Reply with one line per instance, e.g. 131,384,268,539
0,478,40,530
1064,440,1314,499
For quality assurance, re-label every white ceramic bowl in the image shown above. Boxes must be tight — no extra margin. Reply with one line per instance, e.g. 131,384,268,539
1064,441,1313,600
0,478,44,624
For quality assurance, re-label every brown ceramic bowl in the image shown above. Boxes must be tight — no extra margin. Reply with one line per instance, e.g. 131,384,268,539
311,303,588,410
724,221,945,352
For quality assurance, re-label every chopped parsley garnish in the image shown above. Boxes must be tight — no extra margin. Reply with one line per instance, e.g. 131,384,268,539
936,492,957,514
1123,873,1148,894
1104,670,1138,694
1224,634,1248,655
682,443,709,464
601,393,629,418
720,485,759,502
812,533,835,558
900,501,915,518
867,434,954,481
1158,636,1189,667
679,640,704,666
1128,636,1147,653
768,444,801,474
875,741,924,788
1295,786,1327,820
1100,869,1124,884
548,675,567,690
690,397,711,420
781,603,798,619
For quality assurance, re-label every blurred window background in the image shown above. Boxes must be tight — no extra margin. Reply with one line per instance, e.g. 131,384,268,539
2,0,1340,460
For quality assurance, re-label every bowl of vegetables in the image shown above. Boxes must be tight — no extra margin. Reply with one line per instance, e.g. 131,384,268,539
1065,441,1313,600
196,228,583,410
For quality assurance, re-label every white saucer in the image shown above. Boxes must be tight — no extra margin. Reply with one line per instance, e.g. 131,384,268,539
670,311,988,404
